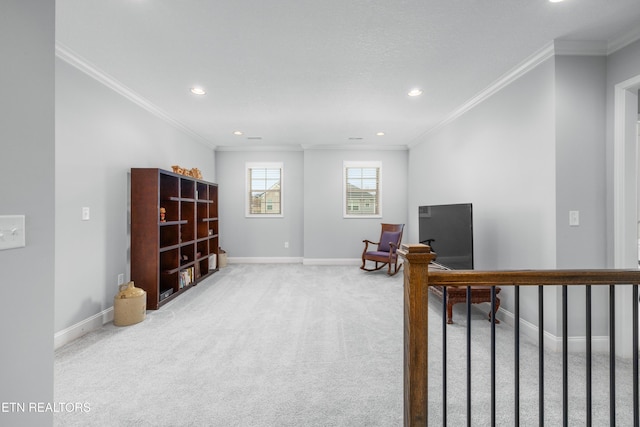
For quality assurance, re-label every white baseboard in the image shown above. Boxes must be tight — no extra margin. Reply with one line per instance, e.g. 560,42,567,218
54,307,113,350
227,257,303,264
226,257,364,266
303,258,362,266
494,304,610,353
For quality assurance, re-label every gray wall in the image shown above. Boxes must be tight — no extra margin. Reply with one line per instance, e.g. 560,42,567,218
55,59,216,334
304,149,408,260
0,1,55,425
407,51,618,338
554,54,608,336
215,148,408,261
554,55,607,269
216,150,304,259
408,58,558,268
408,57,557,329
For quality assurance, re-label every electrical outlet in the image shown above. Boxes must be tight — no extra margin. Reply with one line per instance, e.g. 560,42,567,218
82,207,90,221
117,273,125,285
284,241,289,248
0,215,26,251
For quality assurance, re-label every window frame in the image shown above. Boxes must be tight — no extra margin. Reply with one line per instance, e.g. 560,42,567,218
245,162,284,218
343,160,382,218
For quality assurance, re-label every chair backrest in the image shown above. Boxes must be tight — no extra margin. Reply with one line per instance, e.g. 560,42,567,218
377,223,404,253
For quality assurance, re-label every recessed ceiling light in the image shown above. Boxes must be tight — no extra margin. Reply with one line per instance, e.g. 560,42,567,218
376,132,385,136
549,0,564,2
408,88,423,97
233,131,243,136
190,87,206,95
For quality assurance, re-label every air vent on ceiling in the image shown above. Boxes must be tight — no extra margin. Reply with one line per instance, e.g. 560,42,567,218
247,137,262,140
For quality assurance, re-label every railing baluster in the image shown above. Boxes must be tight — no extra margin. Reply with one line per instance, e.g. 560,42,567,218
515,285,520,427
610,284,616,426
491,286,496,427
633,284,638,427
443,286,448,426
586,285,592,426
467,285,472,427
398,259,640,427
562,285,568,427
539,285,544,425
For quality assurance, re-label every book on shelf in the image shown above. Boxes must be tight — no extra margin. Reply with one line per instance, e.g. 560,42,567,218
179,267,195,289
195,252,201,278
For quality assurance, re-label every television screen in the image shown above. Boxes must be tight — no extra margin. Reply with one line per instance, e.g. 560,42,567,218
418,203,473,270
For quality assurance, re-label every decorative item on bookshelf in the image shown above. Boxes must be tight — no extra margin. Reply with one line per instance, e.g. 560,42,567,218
160,207,166,222
171,165,203,179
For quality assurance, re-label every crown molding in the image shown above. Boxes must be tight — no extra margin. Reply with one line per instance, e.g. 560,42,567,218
215,144,304,152
216,143,408,152
608,26,640,54
301,144,409,151
408,31,640,149
553,39,608,56
55,41,214,148
409,42,555,146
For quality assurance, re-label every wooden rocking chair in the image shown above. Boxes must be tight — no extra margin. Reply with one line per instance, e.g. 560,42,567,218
360,223,404,276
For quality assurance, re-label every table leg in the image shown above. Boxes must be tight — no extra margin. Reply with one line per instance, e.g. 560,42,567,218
488,297,501,324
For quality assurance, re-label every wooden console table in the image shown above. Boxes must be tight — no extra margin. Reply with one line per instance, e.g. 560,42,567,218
429,284,501,324
429,263,501,324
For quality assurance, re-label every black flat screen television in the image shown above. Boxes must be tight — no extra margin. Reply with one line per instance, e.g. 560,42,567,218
418,203,473,270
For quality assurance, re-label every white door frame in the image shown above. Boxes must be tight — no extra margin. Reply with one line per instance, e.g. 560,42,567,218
613,74,640,357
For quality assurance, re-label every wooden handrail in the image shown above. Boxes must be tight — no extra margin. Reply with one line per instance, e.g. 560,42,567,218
398,243,640,426
427,269,640,286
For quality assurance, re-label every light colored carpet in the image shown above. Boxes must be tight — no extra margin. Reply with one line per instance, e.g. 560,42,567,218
55,264,404,426
54,264,635,426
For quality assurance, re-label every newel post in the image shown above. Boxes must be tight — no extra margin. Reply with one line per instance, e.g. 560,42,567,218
398,243,436,427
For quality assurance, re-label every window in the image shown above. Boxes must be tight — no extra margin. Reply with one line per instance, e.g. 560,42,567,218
343,161,381,218
246,162,283,217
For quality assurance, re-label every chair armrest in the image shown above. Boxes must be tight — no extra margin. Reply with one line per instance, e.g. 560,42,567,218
388,242,400,258
362,239,379,253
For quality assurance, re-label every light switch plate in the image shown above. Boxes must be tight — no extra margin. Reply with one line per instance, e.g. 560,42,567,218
0,215,26,250
569,210,580,226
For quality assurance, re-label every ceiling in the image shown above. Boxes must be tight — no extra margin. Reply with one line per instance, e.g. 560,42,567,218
55,0,640,150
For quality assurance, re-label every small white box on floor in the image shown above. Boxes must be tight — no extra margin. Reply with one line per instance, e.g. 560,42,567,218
209,254,217,270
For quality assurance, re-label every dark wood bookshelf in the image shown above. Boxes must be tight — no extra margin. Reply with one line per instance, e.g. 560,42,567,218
131,168,220,309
